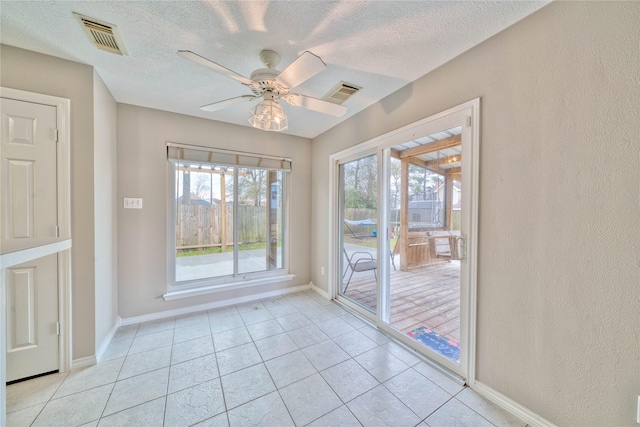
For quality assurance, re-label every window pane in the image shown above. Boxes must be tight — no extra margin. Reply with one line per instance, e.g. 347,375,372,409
408,163,444,228
339,154,378,314
175,161,235,282
237,168,284,275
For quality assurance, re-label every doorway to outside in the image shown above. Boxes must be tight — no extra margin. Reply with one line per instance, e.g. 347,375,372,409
332,100,479,381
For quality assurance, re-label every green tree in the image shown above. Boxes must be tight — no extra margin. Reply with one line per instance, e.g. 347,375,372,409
409,164,442,201
343,155,377,209
390,158,401,209
238,168,266,206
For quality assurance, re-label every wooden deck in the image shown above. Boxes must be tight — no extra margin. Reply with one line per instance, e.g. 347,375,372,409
343,261,460,344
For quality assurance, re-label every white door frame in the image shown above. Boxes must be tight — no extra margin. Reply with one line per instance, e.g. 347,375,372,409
0,87,72,425
328,98,480,383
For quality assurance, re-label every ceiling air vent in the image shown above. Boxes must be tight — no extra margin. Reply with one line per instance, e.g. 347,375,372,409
323,81,362,105
74,13,127,55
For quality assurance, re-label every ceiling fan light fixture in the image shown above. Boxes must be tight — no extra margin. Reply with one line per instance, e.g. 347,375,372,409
248,98,288,132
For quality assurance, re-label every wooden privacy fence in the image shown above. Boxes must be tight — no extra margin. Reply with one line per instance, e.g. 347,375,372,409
176,205,266,249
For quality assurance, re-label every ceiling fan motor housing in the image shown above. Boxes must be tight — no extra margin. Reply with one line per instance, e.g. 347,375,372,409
249,68,288,98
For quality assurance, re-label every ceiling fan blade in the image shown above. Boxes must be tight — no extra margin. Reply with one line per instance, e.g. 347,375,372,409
284,93,347,117
276,51,326,89
200,95,256,112
178,50,253,86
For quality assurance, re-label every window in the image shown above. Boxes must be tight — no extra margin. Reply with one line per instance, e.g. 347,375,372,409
166,143,290,294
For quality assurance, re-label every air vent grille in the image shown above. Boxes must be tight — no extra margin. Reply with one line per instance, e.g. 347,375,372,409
74,13,127,55
323,81,362,105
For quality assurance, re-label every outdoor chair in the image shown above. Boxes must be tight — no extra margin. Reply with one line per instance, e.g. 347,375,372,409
390,233,400,271
342,248,377,292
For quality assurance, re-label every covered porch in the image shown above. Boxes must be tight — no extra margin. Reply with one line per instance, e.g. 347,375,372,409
342,257,460,345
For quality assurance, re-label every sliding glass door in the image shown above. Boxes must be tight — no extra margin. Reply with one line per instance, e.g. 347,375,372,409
385,126,464,369
332,100,479,380
338,154,378,315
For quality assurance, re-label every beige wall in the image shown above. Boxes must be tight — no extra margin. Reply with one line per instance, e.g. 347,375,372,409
2,2,638,423
312,2,639,425
1,45,97,359
93,70,118,350
116,104,311,318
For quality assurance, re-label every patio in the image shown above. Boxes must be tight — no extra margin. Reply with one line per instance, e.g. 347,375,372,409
342,258,460,345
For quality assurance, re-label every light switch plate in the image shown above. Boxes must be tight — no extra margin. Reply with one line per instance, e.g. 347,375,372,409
124,197,143,209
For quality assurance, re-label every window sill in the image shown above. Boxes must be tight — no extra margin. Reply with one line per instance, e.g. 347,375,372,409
163,274,295,301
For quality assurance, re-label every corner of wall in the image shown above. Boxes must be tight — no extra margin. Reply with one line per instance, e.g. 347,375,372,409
1,44,98,360
93,70,119,352
95,317,121,363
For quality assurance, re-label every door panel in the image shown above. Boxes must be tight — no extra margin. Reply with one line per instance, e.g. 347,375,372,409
7,159,35,238
6,254,59,382
1,98,58,253
338,154,378,314
383,125,465,373
7,266,37,350
1,97,60,382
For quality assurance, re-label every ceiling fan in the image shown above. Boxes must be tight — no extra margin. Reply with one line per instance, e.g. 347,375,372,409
178,49,347,132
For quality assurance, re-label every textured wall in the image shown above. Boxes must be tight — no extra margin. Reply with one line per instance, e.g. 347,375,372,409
116,104,312,318
311,2,639,425
1,45,97,360
93,70,118,351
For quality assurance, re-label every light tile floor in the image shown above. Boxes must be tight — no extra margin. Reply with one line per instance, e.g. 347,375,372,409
7,290,526,427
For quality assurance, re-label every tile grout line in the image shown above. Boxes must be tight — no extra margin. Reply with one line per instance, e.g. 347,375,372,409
453,390,514,427
214,314,233,427
236,299,295,424
99,320,174,424
14,291,492,427
161,322,177,427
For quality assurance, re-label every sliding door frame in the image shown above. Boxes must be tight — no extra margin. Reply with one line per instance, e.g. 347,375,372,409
332,148,380,322
328,99,480,383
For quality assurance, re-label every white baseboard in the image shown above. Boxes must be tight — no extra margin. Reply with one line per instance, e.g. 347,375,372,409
95,317,122,364
310,282,330,300
471,381,556,427
71,355,97,370
120,284,312,326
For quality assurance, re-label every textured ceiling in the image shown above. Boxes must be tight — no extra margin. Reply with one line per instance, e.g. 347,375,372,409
0,1,549,138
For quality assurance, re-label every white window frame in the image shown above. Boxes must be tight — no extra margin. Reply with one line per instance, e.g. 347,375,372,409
163,143,293,301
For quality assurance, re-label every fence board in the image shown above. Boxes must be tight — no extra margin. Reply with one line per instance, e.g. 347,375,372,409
176,205,265,249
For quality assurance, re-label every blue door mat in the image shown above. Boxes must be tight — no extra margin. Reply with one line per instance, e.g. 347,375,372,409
408,326,460,363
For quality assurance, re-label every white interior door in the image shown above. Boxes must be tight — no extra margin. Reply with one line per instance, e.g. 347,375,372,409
1,98,58,254
5,254,59,382
1,98,60,381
